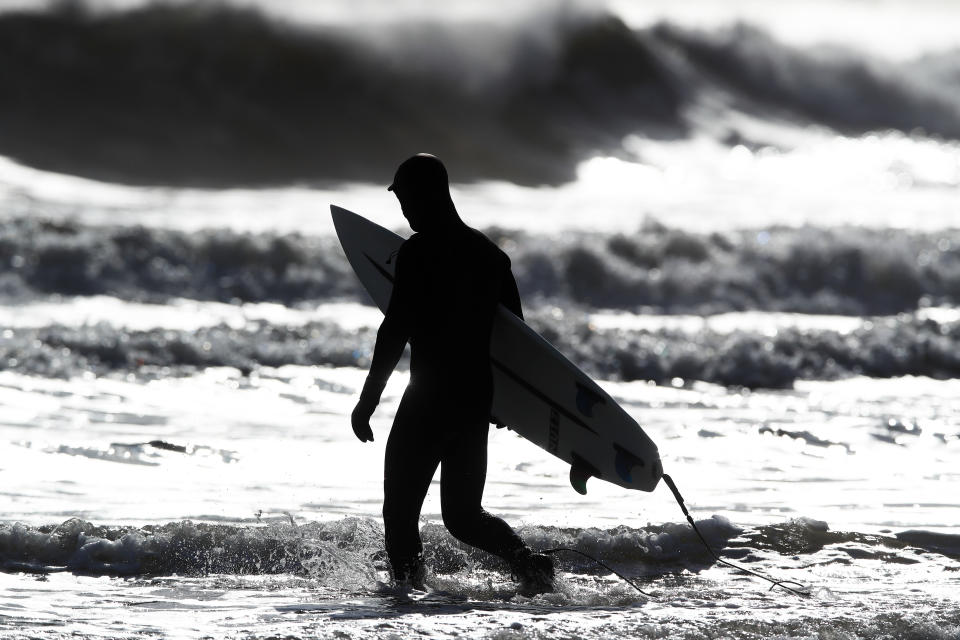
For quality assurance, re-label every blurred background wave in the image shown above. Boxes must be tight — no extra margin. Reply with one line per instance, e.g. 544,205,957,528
0,0,958,187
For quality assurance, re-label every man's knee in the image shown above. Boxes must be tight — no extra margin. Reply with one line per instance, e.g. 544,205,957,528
383,496,415,528
441,505,482,542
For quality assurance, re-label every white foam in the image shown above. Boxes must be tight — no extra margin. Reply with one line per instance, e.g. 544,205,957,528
3,127,959,235
588,310,867,335
0,297,381,331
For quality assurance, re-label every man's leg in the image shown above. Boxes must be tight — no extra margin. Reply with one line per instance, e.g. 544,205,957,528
438,422,528,559
383,396,440,584
439,420,555,594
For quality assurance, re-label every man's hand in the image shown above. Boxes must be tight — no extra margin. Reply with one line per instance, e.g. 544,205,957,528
351,399,376,443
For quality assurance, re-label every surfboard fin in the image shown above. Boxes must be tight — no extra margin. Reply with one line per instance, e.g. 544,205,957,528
569,453,600,495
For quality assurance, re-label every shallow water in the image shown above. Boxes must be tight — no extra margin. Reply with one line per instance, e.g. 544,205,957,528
2,361,958,638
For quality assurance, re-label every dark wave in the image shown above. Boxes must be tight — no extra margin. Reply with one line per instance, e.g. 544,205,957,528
2,4,959,188
0,217,359,304
3,218,960,315
0,3,684,187
3,308,960,388
510,223,960,316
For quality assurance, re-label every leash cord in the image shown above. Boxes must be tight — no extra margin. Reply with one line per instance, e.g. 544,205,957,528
540,547,656,598
662,473,812,598
542,473,813,600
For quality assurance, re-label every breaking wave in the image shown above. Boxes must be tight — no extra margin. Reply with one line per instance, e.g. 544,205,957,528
0,218,357,304
526,308,960,389
4,217,960,388
1,516,954,579
1,3,958,186
0,517,383,580
3,307,960,388
0,516,740,578
654,22,960,139
3,217,960,315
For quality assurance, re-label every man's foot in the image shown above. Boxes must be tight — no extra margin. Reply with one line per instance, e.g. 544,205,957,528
511,551,555,596
392,557,427,591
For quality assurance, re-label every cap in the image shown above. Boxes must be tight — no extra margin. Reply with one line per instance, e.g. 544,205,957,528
388,153,449,192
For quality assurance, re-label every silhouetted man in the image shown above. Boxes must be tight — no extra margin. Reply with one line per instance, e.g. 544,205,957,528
350,154,554,595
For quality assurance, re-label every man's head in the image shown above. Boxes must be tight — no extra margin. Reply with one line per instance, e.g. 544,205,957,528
388,154,457,232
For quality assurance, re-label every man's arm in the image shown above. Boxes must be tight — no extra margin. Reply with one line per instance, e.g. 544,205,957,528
501,261,523,321
350,247,412,442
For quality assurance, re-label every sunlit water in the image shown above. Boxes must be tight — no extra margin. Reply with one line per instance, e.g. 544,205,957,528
1,361,958,638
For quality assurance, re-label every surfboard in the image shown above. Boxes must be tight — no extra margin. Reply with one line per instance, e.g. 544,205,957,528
331,205,662,494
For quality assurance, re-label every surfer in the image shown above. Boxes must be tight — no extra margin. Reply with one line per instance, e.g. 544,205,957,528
350,153,555,595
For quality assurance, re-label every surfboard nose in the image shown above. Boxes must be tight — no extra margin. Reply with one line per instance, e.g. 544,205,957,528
331,204,360,236
651,458,663,486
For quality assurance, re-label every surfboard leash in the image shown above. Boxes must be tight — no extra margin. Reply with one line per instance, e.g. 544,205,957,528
540,547,656,598
661,473,812,598
540,474,811,600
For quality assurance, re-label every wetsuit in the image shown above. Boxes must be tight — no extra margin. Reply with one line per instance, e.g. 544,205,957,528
377,225,525,578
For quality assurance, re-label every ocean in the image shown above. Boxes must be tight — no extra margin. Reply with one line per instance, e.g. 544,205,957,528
1,0,959,638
